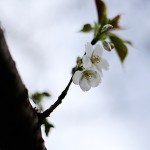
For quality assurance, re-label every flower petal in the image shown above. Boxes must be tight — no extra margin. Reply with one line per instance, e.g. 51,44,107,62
93,44,103,56
82,55,92,68
90,71,101,87
79,78,91,91
92,64,103,77
85,42,93,57
99,58,109,70
73,71,82,85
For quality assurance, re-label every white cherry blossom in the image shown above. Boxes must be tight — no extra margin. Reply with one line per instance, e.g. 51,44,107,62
82,42,109,74
73,68,101,91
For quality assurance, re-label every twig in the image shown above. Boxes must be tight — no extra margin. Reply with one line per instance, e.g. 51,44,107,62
39,76,73,122
38,39,97,123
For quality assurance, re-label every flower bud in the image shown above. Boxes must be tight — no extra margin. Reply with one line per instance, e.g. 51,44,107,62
110,43,115,49
101,24,113,33
102,41,112,51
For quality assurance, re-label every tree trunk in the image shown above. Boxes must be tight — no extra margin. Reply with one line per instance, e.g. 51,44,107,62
0,27,47,150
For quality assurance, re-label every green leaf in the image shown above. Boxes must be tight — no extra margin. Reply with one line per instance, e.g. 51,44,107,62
31,91,51,104
95,0,107,24
76,56,82,67
99,33,107,41
71,56,83,75
42,92,51,97
80,24,93,32
94,22,100,37
109,15,121,29
109,33,128,62
43,119,54,136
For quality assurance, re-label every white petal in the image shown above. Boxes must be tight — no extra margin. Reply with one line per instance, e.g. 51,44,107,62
93,44,103,56
73,71,82,85
82,55,92,68
99,58,109,70
92,64,103,77
85,42,93,57
90,71,101,87
79,78,91,92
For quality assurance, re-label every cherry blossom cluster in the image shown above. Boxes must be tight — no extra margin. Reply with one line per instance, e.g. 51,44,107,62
72,24,113,91
73,42,109,91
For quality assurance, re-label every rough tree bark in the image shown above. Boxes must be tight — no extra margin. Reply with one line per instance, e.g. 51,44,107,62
0,27,47,150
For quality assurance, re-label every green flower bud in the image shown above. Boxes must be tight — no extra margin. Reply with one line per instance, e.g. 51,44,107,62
101,24,113,33
102,41,112,51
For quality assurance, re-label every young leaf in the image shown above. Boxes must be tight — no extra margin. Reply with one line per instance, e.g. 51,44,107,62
76,56,82,67
109,15,121,29
71,56,83,75
31,91,51,104
109,33,128,62
94,22,99,37
99,33,107,41
43,119,54,136
80,24,93,32
42,92,51,97
95,0,107,23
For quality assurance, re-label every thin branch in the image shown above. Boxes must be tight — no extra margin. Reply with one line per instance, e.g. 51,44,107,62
39,39,97,122
39,76,73,122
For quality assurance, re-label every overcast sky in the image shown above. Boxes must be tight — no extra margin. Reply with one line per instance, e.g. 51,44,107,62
0,0,150,150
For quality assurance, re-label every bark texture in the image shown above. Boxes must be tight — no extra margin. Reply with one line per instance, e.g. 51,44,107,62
0,27,47,150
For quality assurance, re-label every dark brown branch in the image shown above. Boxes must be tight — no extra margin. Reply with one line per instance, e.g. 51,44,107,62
39,36,97,122
39,77,72,122
0,27,46,150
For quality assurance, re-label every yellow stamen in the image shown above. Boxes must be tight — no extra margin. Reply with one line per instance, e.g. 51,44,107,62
91,55,100,64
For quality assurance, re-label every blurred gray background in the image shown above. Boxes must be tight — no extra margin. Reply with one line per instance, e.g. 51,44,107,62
0,0,150,150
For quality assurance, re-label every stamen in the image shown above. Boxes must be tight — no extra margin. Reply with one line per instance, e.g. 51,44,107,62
82,71,93,80
91,55,100,64
88,75,92,79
